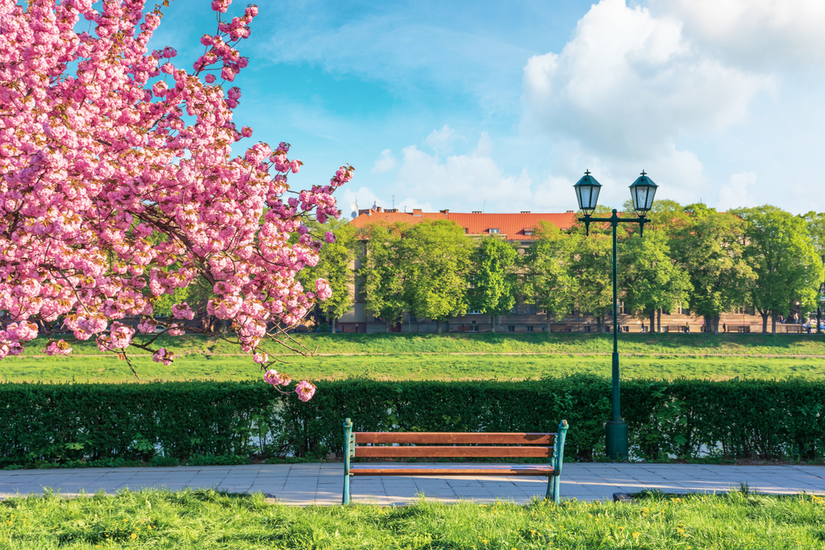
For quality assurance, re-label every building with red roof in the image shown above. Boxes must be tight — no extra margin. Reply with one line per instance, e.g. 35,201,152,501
349,207,578,241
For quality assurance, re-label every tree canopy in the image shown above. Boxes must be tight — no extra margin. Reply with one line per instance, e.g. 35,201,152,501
0,1,352,398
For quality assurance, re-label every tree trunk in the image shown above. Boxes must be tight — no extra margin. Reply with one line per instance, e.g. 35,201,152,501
657,308,661,333
649,309,656,334
491,315,496,333
331,317,336,333
818,305,822,334
437,319,442,333
771,311,777,335
547,312,552,333
386,318,391,333
760,310,769,333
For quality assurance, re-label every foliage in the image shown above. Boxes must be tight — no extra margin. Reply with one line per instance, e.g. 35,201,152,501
0,0,352,386
403,220,474,331
736,206,825,332
569,233,613,319
298,218,357,326
618,229,692,328
357,223,408,328
468,237,518,330
669,204,754,331
522,222,578,324
2,377,825,467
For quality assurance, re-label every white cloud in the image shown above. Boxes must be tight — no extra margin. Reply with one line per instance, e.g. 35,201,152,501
394,133,534,212
650,0,825,71
522,0,773,161
425,124,458,155
717,171,758,211
371,149,397,173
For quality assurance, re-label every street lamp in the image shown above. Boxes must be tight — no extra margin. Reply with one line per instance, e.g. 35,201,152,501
573,170,658,461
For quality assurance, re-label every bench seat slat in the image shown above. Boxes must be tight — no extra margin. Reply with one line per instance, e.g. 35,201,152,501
350,467,555,476
355,432,554,445
354,446,552,458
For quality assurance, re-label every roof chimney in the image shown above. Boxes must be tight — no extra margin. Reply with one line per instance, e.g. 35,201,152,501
566,210,574,213
471,210,481,214
520,211,530,214
412,208,422,216
440,209,449,214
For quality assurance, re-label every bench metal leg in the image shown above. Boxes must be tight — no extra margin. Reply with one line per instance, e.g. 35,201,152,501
546,476,555,502
343,474,351,505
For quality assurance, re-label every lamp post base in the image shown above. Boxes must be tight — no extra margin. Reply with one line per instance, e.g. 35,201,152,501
606,420,628,461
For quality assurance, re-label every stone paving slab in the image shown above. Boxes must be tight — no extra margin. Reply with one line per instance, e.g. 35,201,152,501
0,463,823,505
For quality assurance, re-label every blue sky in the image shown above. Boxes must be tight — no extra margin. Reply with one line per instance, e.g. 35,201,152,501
151,0,825,216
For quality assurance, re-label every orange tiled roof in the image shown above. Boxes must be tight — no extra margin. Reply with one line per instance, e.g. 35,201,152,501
349,208,578,240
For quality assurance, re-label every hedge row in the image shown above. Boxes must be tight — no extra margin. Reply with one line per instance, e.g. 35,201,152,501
1,376,823,466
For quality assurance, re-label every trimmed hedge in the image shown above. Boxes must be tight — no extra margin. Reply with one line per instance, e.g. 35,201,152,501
1,376,823,467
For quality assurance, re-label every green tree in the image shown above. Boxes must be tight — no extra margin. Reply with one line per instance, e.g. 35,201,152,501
618,228,692,332
468,237,518,332
521,222,579,331
670,204,754,333
404,220,473,333
357,223,408,332
734,206,825,334
298,218,357,332
803,211,825,333
570,232,613,332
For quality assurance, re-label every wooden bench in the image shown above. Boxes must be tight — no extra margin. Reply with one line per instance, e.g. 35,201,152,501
342,418,569,504
733,325,751,333
784,324,803,334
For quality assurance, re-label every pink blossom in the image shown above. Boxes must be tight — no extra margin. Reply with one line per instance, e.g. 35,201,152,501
152,348,175,366
296,380,316,402
325,231,335,243
264,369,285,385
253,352,269,364
43,340,72,356
0,0,348,399
171,303,195,320
315,278,333,301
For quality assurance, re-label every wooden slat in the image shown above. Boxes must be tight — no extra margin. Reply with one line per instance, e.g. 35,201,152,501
354,446,551,458
351,467,554,476
354,432,554,445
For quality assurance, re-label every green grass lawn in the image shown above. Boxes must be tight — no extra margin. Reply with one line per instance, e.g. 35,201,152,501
1,488,823,549
5,333,825,384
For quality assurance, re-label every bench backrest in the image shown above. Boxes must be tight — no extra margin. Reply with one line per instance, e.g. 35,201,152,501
352,432,554,458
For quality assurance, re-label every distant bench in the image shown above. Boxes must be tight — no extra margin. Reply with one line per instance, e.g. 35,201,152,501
784,325,803,334
342,418,569,504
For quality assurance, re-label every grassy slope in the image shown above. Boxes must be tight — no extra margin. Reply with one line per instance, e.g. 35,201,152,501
4,333,825,384
0,489,823,549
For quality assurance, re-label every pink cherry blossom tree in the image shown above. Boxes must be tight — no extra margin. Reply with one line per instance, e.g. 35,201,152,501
0,0,352,400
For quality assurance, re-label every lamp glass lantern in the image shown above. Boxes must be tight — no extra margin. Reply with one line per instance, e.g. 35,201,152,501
574,171,602,215
629,171,658,215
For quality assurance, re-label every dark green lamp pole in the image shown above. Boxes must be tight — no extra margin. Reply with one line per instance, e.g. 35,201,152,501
573,170,659,461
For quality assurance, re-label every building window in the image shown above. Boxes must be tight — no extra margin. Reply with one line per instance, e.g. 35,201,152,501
508,325,515,332
525,304,537,315
524,230,534,236
489,228,500,234
468,309,481,315
527,325,534,332
510,305,519,314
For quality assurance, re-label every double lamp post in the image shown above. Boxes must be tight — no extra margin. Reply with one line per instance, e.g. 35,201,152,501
572,170,659,461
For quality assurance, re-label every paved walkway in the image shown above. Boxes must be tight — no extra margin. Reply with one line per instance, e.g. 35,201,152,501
1,463,823,505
